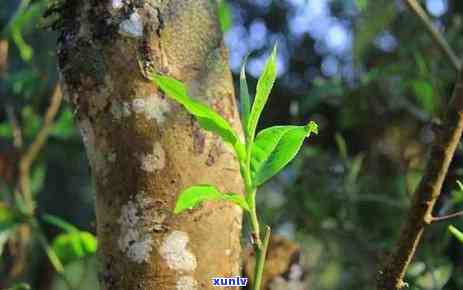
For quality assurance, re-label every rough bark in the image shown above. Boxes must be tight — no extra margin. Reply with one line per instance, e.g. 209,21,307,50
55,1,243,289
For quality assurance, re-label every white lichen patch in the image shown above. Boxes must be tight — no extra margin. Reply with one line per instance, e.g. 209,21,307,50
78,119,110,183
112,0,124,9
132,96,171,124
78,118,95,151
160,231,197,272
176,276,198,290
119,11,143,38
118,192,154,263
139,142,166,172
111,101,132,120
132,98,145,113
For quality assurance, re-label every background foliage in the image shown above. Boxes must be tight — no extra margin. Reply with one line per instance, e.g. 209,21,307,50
1,0,463,289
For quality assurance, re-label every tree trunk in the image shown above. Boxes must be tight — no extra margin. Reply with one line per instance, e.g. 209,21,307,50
56,1,243,289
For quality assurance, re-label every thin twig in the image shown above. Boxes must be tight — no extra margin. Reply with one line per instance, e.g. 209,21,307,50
6,105,23,149
0,39,8,76
431,211,463,223
405,0,461,70
18,85,62,213
376,67,463,290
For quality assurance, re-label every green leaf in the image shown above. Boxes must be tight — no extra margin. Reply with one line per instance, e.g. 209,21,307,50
0,203,21,232
356,0,368,10
457,180,463,191
449,225,463,244
218,0,232,33
251,121,318,186
354,0,396,62
247,45,277,140
240,60,251,136
42,213,79,233
174,185,249,214
411,79,434,113
151,74,246,162
51,231,98,266
2,282,31,290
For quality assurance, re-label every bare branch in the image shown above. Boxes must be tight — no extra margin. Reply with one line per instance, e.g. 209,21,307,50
376,67,463,290
18,85,63,212
6,105,23,149
405,0,461,70
431,211,463,223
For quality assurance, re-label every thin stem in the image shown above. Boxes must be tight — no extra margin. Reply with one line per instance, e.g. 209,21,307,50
431,211,463,223
19,85,62,213
253,225,270,290
405,0,461,70
248,190,261,249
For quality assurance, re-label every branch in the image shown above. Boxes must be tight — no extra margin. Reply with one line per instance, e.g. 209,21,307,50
376,67,463,290
431,211,463,223
405,0,461,70
18,85,62,212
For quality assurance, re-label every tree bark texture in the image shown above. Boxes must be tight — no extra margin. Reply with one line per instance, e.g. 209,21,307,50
56,1,243,289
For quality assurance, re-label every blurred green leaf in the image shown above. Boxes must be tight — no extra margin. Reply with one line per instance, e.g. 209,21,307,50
51,231,98,266
218,0,232,33
174,185,249,214
51,108,76,139
354,0,396,61
4,0,48,61
2,282,31,290
356,0,368,11
7,69,42,98
0,122,13,139
30,163,46,195
0,203,22,255
42,213,79,233
449,225,463,244
0,203,21,232
21,106,42,138
416,263,452,289
411,80,434,113
251,122,318,186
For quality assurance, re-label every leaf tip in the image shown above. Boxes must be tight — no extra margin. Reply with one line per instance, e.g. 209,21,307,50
305,121,319,136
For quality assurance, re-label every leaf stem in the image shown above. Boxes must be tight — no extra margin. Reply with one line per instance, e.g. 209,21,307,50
253,225,271,290
248,190,262,249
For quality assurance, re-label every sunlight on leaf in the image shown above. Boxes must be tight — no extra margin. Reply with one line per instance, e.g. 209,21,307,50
51,231,98,266
151,74,246,162
247,45,277,140
251,121,318,186
449,225,463,244
174,185,249,214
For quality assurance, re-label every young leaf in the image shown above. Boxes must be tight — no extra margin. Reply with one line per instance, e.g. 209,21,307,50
174,185,249,214
251,121,318,186
449,225,463,244
51,231,98,265
240,60,251,135
247,45,277,140
151,74,246,162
